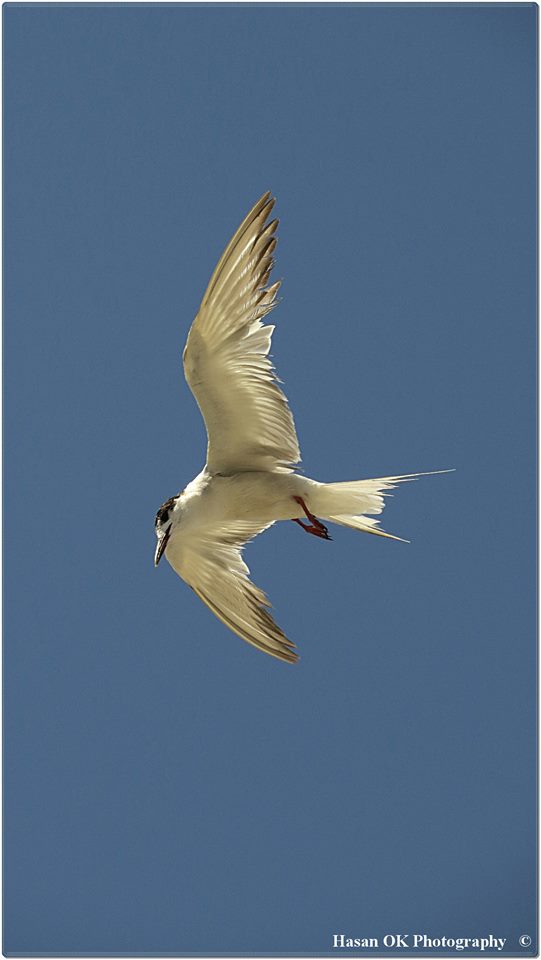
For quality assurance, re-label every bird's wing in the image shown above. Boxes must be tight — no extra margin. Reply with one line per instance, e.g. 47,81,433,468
166,520,298,664
183,192,301,476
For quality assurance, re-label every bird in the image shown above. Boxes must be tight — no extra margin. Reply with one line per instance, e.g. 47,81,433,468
154,192,449,664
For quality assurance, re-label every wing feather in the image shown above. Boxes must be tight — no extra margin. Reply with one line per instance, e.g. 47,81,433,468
183,193,301,475
166,521,298,664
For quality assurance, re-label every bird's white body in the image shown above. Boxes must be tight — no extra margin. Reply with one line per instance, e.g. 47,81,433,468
172,470,316,531
155,192,449,662
166,468,425,539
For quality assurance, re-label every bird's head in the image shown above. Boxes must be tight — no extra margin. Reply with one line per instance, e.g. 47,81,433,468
154,495,178,566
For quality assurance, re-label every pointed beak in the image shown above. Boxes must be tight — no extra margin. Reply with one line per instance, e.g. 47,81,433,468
154,525,172,566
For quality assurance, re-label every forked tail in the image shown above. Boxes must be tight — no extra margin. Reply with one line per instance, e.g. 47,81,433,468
315,470,453,542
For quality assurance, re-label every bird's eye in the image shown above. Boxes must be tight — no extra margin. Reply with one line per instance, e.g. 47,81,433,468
155,506,170,527
156,495,176,528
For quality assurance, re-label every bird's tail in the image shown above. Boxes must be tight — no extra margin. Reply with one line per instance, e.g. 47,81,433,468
314,470,453,542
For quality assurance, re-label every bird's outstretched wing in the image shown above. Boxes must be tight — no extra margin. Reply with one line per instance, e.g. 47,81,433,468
183,192,301,476
165,520,298,664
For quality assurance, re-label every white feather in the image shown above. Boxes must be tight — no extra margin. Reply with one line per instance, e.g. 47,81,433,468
155,195,451,663
183,192,300,476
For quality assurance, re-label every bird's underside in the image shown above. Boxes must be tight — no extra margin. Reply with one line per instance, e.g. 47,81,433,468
155,192,448,663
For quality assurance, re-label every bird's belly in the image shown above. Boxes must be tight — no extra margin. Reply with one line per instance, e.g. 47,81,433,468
208,472,318,523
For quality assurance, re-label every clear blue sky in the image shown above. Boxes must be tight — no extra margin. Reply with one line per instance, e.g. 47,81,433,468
4,4,537,956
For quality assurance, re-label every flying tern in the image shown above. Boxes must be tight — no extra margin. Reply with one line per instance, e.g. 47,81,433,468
155,192,448,663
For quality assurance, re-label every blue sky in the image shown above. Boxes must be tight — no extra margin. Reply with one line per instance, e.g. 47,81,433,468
4,4,537,955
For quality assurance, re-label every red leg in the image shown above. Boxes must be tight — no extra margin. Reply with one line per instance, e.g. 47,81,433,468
292,518,332,540
291,496,332,540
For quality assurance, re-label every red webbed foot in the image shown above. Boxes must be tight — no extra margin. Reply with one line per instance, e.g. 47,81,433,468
291,496,332,540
